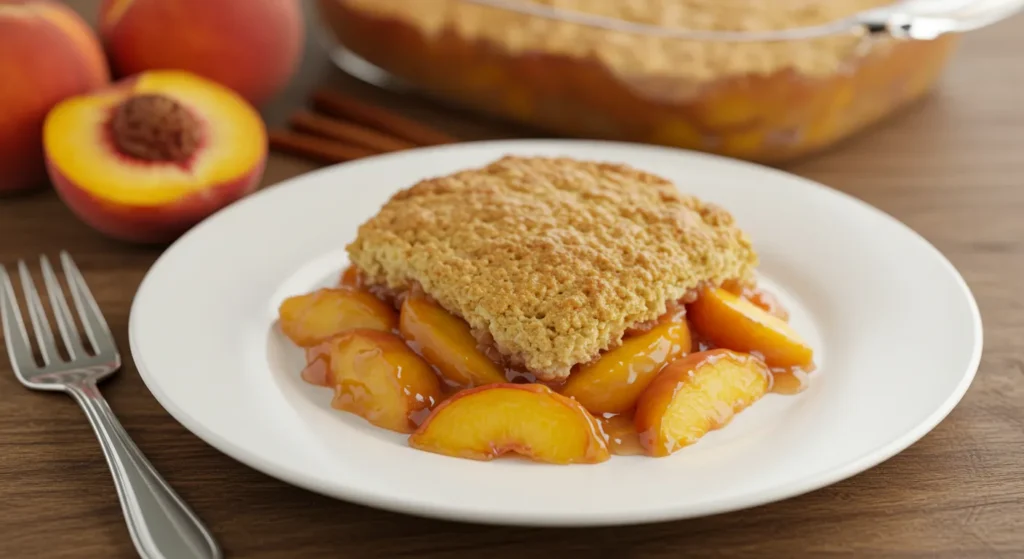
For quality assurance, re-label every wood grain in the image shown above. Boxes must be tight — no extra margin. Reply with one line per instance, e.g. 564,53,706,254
1,2,1023,557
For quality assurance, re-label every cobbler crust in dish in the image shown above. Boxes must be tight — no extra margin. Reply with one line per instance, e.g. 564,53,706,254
338,0,896,81
346,156,758,381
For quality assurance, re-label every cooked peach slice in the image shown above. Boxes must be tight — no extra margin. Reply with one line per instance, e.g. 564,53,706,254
408,383,610,464
399,297,506,387
338,265,363,288
325,329,443,434
299,341,333,386
687,286,813,368
278,287,398,347
721,280,789,321
560,319,691,415
635,349,770,457
744,288,789,321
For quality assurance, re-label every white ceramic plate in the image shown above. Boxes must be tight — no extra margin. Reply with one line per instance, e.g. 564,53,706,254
129,140,982,527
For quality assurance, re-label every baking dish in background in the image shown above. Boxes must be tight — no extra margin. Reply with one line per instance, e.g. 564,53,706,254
317,0,1023,163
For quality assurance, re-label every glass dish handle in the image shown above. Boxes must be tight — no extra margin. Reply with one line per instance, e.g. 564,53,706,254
858,0,1024,39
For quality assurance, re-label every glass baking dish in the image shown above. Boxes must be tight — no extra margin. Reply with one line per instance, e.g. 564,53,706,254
316,0,1022,163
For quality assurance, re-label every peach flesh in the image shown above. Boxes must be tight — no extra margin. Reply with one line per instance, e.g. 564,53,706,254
325,329,443,434
409,383,611,464
560,319,691,415
635,349,770,457
687,287,813,369
399,297,507,388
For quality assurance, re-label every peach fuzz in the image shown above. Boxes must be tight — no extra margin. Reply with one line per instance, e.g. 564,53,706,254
0,0,109,194
43,70,267,244
99,0,304,107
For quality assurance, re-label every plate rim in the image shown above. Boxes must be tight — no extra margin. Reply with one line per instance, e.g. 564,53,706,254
128,139,984,527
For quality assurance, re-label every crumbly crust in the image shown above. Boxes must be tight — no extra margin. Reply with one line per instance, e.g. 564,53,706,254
339,0,895,81
346,156,758,381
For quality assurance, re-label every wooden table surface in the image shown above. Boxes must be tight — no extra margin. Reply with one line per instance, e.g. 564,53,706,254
3,2,1023,558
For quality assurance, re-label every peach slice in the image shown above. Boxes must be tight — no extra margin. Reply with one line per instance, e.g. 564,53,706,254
635,349,770,457
687,286,813,368
399,297,506,388
722,280,789,321
338,265,363,288
278,287,398,347
560,319,691,415
745,288,789,321
43,69,267,243
325,329,443,434
408,383,610,464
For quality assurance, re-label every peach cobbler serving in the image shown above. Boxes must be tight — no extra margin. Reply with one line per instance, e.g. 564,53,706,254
277,156,815,464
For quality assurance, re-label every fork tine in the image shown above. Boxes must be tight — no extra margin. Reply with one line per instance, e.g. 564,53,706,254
17,261,61,365
40,255,84,359
1,264,37,373
60,252,114,354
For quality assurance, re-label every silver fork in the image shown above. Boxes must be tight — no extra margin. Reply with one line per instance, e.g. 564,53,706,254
0,252,221,559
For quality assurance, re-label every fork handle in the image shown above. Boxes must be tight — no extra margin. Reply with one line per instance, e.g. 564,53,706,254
68,382,222,559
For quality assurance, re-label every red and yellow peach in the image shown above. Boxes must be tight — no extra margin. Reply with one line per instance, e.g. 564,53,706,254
0,0,109,194
99,0,304,106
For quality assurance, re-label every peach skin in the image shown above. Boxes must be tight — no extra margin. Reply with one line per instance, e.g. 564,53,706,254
560,319,691,415
399,297,507,388
0,0,109,193
325,330,443,434
279,287,399,347
687,286,813,368
408,383,611,464
43,70,267,244
99,0,303,106
635,349,770,457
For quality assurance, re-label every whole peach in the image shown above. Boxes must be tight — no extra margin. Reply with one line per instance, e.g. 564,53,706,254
0,0,109,194
100,0,304,107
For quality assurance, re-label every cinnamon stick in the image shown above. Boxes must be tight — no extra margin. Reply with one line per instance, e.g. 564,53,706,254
289,110,416,153
269,130,378,164
312,89,457,146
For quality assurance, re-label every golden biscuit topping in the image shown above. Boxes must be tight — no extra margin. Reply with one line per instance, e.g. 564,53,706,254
346,156,758,381
339,0,896,81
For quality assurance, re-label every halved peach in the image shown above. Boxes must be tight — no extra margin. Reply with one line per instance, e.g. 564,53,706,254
325,329,443,434
560,319,691,415
408,383,610,464
635,349,770,457
399,297,506,388
278,287,398,347
687,286,813,368
43,69,267,243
